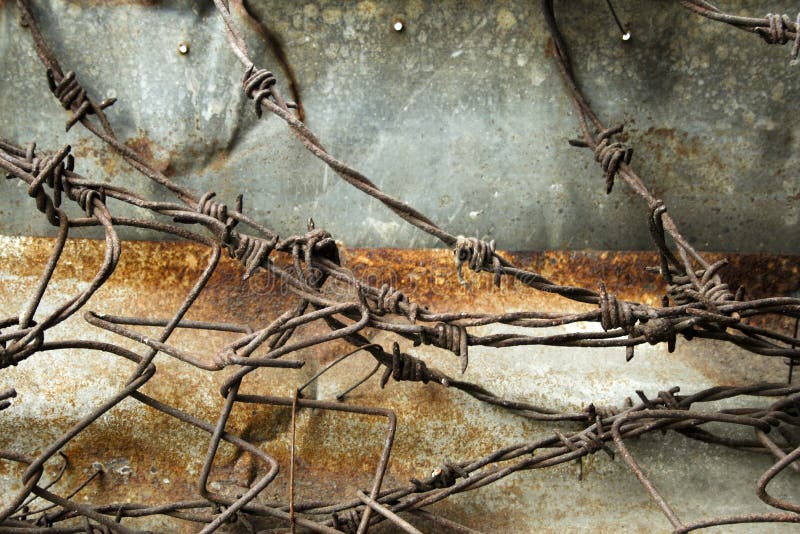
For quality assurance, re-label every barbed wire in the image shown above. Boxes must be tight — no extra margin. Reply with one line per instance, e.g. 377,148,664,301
1,0,799,532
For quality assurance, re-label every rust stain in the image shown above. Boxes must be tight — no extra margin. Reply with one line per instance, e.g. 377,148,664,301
124,130,174,175
544,37,554,59
74,131,178,179
124,132,154,161
72,138,119,177
645,127,677,141
1,237,797,531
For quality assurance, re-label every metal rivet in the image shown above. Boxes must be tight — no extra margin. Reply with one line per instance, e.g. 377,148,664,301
604,0,631,42
392,19,405,33
177,42,190,55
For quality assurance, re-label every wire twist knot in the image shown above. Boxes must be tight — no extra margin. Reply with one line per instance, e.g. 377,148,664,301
243,65,277,118
195,191,241,243
635,387,682,411
212,347,237,369
23,143,73,225
73,187,105,217
229,234,277,280
380,342,431,388
656,388,682,409
756,13,800,59
585,402,622,420
594,125,632,194
416,322,469,373
554,428,614,463
598,282,637,331
197,192,232,225
278,228,337,262
1,327,44,369
635,317,677,347
570,124,632,194
410,463,468,492
277,224,340,286
18,144,103,219
454,235,502,287
372,284,419,323
667,260,734,311
47,70,115,132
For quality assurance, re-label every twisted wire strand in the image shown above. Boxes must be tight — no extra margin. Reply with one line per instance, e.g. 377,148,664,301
410,463,468,492
667,259,735,310
379,342,431,388
598,282,636,332
372,284,419,323
416,322,469,373
569,124,632,194
453,236,503,287
756,13,800,59
46,70,115,132
678,2,800,60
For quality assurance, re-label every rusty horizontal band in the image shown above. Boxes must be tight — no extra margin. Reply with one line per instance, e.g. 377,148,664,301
1,236,796,532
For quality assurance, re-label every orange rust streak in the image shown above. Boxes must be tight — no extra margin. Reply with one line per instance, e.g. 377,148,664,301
1,237,797,531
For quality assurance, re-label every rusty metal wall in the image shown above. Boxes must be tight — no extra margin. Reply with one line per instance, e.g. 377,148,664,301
2,1,800,533
1,0,799,252
0,237,797,532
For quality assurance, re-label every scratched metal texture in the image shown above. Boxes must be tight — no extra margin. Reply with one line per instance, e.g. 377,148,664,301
1,0,799,251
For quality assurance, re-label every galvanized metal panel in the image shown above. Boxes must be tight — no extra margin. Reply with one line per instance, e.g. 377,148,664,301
1,1,799,251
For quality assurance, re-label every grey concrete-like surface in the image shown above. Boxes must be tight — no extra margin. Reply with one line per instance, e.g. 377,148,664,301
1,1,799,252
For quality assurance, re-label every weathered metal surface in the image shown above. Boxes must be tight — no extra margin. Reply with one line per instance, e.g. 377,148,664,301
1,1,799,252
2,1,800,531
1,236,797,532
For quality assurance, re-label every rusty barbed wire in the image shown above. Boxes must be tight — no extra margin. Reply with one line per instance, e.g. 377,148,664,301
678,0,800,60
0,0,799,532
